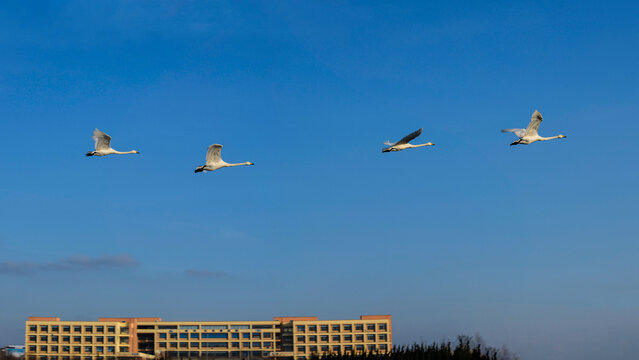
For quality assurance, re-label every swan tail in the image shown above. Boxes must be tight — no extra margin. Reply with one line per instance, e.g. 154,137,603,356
510,140,522,146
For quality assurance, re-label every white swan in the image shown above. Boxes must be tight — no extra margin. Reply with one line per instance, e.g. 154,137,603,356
86,129,140,156
502,110,566,146
195,144,254,173
382,128,434,152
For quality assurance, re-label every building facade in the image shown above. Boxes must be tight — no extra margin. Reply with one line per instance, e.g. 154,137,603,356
25,315,391,360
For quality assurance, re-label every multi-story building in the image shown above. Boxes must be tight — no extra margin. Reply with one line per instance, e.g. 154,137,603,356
25,315,391,360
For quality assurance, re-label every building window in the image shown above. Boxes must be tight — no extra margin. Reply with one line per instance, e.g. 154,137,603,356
252,342,261,348
356,345,364,351
332,335,340,342
190,343,199,348
52,326,59,332
344,335,352,342
190,333,198,339
41,326,49,332
84,327,92,333
29,346,36,352
252,324,273,329
62,347,70,353
356,335,364,341
170,343,177,349
263,333,273,339
96,337,104,343
84,347,91,353
179,343,188,348
84,337,92,343
29,336,37,342
107,327,115,333
231,333,239,339
321,346,329,352
158,333,167,339
106,347,114,353
345,345,353,352
29,325,37,332
380,344,388,351
320,335,329,342
242,342,250,348
72,337,80,343
331,325,340,332
355,324,363,331
179,333,188,339
368,345,376,351
332,346,340,352
379,334,387,341
320,325,328,332
297,346,305,352
169,334,177,339
366,324,375,331
252,333,261,339
62,326,70,333
231,343,239,348
40,336,48,342
72,347,80,353
52,336,59,342
62,336,70,343
367,335,375,341
296,336,305,342
40,346,47,352
202,333,228,339
119,328,128,334
378,324,387,331
95,347,103,353
51,346,59,352
180,325,199,330
308,336,317,342
308,325,317,332
264,342,272,348
296,325,306,332
201,325,227,330
73,327,81,333
119,347,128,352
230,325,250,329
158,343,166,348
242,333,250,339
309,346,318,353
96,327,104,333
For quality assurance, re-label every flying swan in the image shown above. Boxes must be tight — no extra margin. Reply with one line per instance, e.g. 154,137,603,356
502,110,566,146
382,128,434,152
86,128,140,156
195,144,254,173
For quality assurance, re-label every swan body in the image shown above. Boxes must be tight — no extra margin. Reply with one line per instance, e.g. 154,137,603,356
195,144,254,173
86,129,140,156
502,110,566,146
382,128,434,152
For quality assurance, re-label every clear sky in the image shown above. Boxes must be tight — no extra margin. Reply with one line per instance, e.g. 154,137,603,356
1,1,638,359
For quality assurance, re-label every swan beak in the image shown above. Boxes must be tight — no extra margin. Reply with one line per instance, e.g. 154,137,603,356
249,162,255,165
560,135,566,138
135,151,140,154
428,142,435,146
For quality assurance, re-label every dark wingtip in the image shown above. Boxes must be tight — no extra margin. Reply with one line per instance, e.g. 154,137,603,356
85,152,94,156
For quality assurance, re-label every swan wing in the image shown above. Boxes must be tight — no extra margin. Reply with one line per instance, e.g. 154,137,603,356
206,144,223,164
525,110,543,137
395,128,423,145
383,141,396,146
92,128,112,150
501,128,526,138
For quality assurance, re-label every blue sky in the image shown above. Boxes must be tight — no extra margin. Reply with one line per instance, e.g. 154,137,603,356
0,1,638,359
